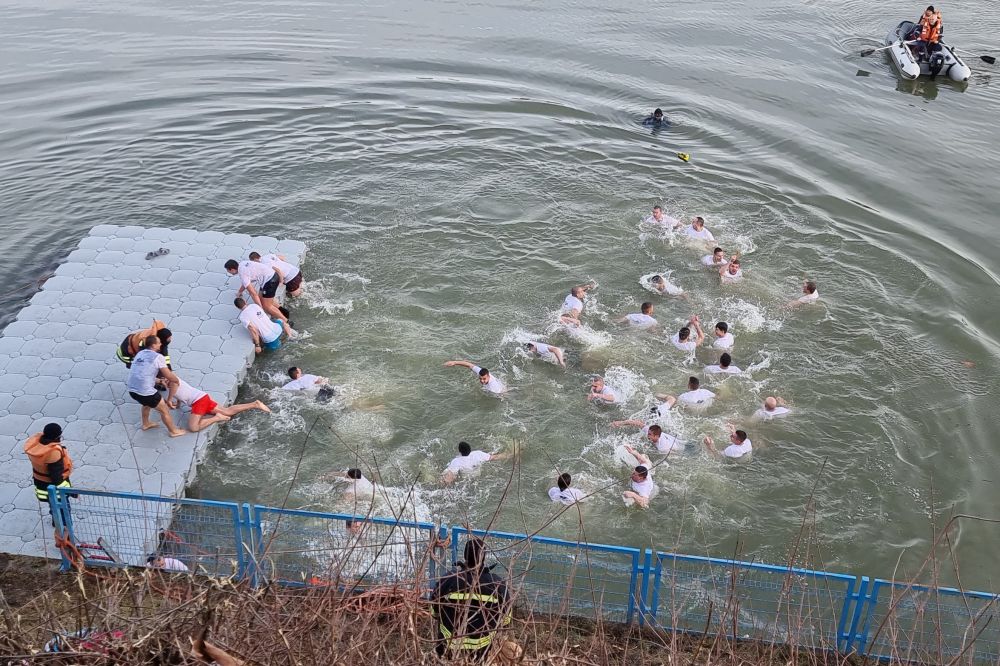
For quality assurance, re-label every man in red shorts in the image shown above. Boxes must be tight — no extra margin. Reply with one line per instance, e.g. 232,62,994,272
167,377,272,432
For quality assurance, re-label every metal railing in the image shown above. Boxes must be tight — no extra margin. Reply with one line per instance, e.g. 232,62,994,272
48,487,999,661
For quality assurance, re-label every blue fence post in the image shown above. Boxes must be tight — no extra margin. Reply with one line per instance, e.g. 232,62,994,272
854,578,879,658
47,485,73,572
634,549,652,626
835,575,857,653
450,526,460,567
237,503,252,584
842,576,872,655
250,505,266,587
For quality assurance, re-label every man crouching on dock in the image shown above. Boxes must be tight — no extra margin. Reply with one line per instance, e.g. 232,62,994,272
125,335,187,437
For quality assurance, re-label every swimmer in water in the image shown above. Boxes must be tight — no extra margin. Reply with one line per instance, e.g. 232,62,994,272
443,360,507,395
704,352,742,375
720,257,743,283
441,440,512,485
588,375,620,404
753,396,790,420
621,445,656,508
701,247,730,268
559,281,597,326
642,108,668,126
616,302,659,330
643,205,681,228
649,274,684,297
704,424,753,459
788,280,819,306
671,315,705,352
712,321,734,350
612,419,683,454
655,376,716,410
685,216,715,242
548,472,587,505
525,341,566,367
283,366,337,402
318,467,376,501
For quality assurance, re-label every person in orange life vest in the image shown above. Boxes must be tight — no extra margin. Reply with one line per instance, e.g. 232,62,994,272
913,6,943,60
116,320,172,369
23,423,74,526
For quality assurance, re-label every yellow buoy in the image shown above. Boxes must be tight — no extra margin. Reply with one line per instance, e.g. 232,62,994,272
677,152,690,162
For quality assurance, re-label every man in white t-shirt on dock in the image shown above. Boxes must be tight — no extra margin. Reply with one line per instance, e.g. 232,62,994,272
251,250,305,297
559,281,596,326
656,376,716,410
612,419,683,454
224,258,292,331
616,302,658,330
701,247,729,268
443,360,507,395
704,352,742,375
235,297,286,354
283,366,337,402
588,375,620,404
712,321,734,350
442,441,512,485
622,445,656,508
754,396,791,420
167,377,270,432
548,472,586,506
525,341,566,367
704,425,753,460
671,315,705,352
685,216,715,242
125,336,187,437
788,280,819,307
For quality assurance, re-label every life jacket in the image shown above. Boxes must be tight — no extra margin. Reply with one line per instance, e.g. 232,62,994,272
24,433,73,500
117,319,169,365
920,12,942,43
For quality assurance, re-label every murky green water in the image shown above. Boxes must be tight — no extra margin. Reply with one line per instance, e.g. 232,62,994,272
2,0,999,587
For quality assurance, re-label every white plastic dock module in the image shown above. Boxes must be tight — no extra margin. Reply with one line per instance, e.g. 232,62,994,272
0,225,306,559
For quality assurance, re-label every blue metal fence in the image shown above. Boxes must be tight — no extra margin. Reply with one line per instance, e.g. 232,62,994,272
47,487,998,661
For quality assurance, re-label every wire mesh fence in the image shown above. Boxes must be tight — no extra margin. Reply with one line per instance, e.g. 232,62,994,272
48,487,1000,661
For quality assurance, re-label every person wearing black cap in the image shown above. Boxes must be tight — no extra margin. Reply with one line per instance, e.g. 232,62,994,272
22,423,74,525
642,108,668,127
431,536,511,658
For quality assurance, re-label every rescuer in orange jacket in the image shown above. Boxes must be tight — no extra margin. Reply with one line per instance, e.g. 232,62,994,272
913,5,943,60
116,319,172,369
23,423,74,526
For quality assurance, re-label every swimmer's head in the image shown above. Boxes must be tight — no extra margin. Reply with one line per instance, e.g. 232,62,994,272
631,465,649,482
731,430,748,444
463,537,486,571
288,367,301,379
651,205,663,221
678,326,691,341
458,441,472,456
224,259,239,274
713,247,724,260
234,297,247,310
719,352,732,368
571,286,585,298
804,280,816,294
651,275,664,284
157,328,172,345
641,302,653,315
591,376,605,392
646,425,662,444
653,108,663,120
727,260,740,274
144,335,161,351
692,216,705,229
249,251,261,261
346,468,362,480
346,518,363,534
478,368,491,385
764,397,778,411
688,376,700,390
557,472,571,491
715,321,728,336
525,343,536,353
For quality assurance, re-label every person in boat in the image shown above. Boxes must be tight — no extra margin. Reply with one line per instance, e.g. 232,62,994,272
913,5,943,60
642,108,668,126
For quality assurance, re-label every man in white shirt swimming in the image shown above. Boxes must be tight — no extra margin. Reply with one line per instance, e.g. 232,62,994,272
644,205,681,228
525,341,566,367
548,472,587,505
712,321,734,349
559,281,597,326
671,315,705,352
685,216,715,241
587,375,620,404
701,247,729,268
754,396,791,420
656,376,716,410
621,445,656,508
443,360,507,395
720,258,744,283
788,280,819,306
283,366,337,402
704,352,742,375
612,419,683,454
649,274,684,296
704,425,753,459
616,302,658,330
442,441,512,485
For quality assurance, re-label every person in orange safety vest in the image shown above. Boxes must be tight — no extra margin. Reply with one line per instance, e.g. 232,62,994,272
912,6,943,60
23,423,74,526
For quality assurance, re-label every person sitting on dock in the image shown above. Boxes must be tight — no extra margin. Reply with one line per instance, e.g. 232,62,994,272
224,258,293,335
126,336,187,437
116,319,172,371
283,366,337,402
167,377,271,432
23,423,74,526
250,251,305,297
234,297,285,354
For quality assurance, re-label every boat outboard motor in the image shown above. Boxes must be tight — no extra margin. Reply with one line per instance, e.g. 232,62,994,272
928,52,945,79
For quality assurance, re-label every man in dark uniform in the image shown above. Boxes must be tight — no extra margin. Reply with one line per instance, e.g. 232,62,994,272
431,537,511,659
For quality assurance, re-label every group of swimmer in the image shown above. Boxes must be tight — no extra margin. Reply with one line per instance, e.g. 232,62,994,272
439,205,819,510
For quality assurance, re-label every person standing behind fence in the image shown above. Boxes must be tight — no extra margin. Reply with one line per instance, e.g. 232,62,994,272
432,537,511,659
23,423,74,526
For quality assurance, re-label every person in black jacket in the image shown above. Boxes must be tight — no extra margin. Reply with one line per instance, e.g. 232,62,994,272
431,537,511,659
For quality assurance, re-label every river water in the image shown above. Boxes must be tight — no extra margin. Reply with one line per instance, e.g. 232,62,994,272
2,0,999,587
